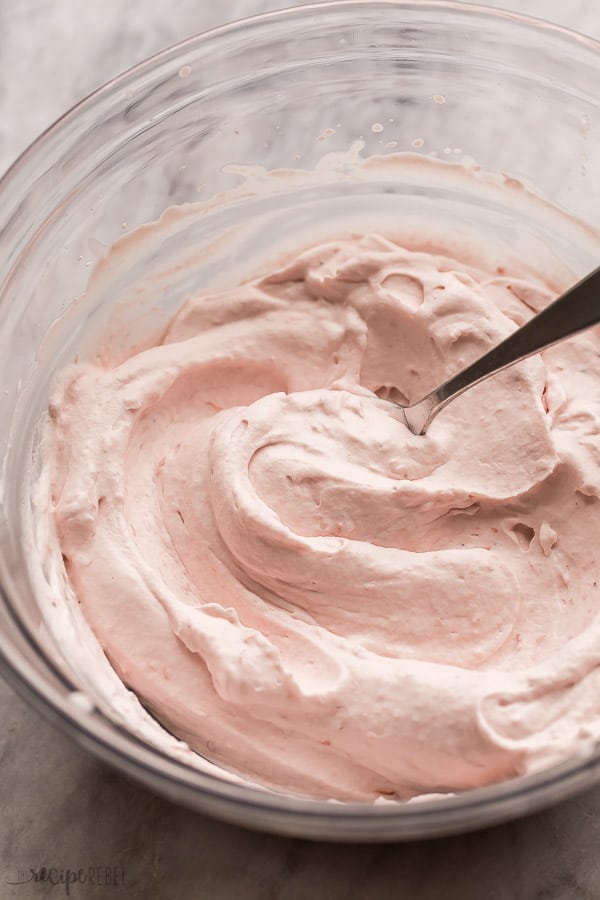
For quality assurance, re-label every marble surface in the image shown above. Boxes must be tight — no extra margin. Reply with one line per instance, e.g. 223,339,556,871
1,2,600,898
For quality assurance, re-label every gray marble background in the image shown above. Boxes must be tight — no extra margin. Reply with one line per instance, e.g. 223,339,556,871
1,2,600,898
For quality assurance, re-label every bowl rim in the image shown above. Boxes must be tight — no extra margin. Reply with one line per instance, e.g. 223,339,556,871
2,0,600,840
1,0,600,188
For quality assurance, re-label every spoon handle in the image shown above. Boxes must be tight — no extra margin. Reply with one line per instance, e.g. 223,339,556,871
403,265,600,435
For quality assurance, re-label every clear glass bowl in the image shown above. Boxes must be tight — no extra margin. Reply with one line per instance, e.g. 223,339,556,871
1,1,600,841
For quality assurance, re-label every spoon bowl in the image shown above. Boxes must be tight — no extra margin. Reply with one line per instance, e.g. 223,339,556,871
395,266,600,434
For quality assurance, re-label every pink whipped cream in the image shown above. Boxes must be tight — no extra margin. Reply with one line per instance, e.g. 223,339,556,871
42,232,600,800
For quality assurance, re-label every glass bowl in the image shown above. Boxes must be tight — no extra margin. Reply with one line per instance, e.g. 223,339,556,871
1,1,600,841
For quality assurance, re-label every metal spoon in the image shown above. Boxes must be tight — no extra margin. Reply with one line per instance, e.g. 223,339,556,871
392,266,600,435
